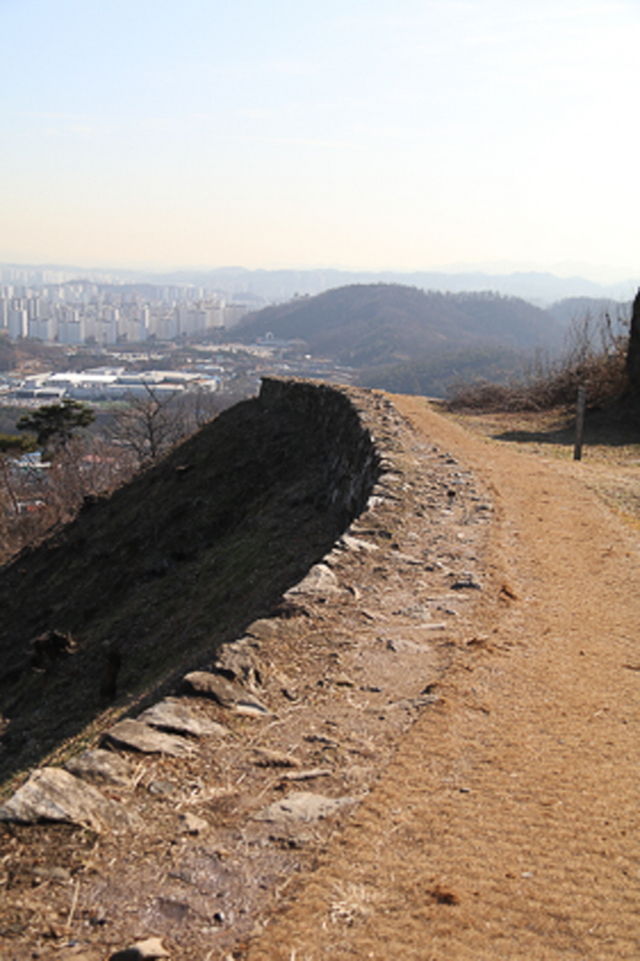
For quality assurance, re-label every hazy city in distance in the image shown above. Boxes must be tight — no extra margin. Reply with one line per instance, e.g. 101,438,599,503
0,261,637,351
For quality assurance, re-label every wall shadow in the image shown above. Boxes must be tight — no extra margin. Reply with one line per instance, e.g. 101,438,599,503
494,407,640,449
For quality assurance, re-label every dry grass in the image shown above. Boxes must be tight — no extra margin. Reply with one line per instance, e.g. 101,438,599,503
442,311,640,529
438,402,640,530
329,881,378,926
447,311,630,412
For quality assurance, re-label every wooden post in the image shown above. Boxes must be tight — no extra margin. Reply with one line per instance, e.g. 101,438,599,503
573,385,586,461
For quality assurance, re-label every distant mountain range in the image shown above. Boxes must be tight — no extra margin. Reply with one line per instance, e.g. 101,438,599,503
2,262,638,305
169,267,638,305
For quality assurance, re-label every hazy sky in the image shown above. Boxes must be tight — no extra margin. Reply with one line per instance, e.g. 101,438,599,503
1,0,639,277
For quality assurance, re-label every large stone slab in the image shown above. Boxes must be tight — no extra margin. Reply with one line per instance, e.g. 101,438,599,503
137,698,229,737
65,748,134,787
0,767,132,832
182,671,270,716
255,791,356,824
102,718,195,757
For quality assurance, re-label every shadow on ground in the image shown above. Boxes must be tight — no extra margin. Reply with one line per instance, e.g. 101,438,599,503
493,405,640,449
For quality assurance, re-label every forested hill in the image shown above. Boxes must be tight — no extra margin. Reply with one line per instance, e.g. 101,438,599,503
232,284,563,369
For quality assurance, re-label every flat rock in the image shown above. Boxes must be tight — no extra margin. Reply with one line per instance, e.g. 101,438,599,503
214,637,263,686
255,791,356,823
340,533,379,552
65,748,134,787
110,938,169,960
280,768,332,782
138,698,229,737
0,767,132,832
285,563,340,596
182,671,269,715
102,719,195,757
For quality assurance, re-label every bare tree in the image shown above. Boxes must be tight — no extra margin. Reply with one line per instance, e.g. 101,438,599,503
109,384,192,467
0,432,138,566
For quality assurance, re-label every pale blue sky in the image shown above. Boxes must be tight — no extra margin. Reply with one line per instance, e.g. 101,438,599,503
1,0,639,277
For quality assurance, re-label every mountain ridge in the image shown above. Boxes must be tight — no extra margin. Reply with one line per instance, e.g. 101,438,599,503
3,261,637,303
231,284,563,370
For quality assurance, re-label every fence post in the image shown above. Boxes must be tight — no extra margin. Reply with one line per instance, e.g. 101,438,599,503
573,385,586,461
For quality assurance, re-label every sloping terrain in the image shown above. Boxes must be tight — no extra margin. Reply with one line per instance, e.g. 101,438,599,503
0,380,378,785
232,285,562,368
0,381,493,960
2,384,639,960
245,397,640,960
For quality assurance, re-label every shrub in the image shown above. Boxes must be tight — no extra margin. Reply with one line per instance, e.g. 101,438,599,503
446,309,630,412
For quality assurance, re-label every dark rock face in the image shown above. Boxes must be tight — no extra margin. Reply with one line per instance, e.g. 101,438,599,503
627,289,640,395
99,642,122,705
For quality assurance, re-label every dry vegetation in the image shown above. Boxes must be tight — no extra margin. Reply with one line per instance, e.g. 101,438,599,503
438,399,640,525
0,436,138,567
446,310,630,412
440,308,640,533
0,389,226,567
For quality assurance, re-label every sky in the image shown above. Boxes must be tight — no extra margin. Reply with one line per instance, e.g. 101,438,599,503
1,0,639,278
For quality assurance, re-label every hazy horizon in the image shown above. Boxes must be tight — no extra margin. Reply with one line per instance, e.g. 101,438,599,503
2,1,639,277
0,257,636,288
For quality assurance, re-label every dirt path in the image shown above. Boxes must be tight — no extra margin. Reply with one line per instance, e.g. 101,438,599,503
248,396,640,960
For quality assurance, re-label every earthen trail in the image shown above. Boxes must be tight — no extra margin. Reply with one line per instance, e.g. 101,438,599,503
248,395,640,960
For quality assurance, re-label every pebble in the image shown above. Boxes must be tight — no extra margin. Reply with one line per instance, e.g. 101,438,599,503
177,812,209,835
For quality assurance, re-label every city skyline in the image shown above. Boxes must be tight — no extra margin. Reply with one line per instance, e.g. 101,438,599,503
1,1,639,277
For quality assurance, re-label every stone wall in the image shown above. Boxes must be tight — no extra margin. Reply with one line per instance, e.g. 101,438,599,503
258,377,381,529
0,377,390,784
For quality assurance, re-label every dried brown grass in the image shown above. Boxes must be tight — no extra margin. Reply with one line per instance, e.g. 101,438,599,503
447,310,630,412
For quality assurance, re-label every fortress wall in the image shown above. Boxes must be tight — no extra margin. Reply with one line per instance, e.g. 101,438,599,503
258,377,384,529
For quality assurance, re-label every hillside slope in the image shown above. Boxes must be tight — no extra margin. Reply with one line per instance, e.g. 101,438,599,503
0,382,495,961
0,379,378,783
232,284,563,368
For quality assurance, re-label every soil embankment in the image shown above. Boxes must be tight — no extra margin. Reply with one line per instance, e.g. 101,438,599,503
247,395,640,960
